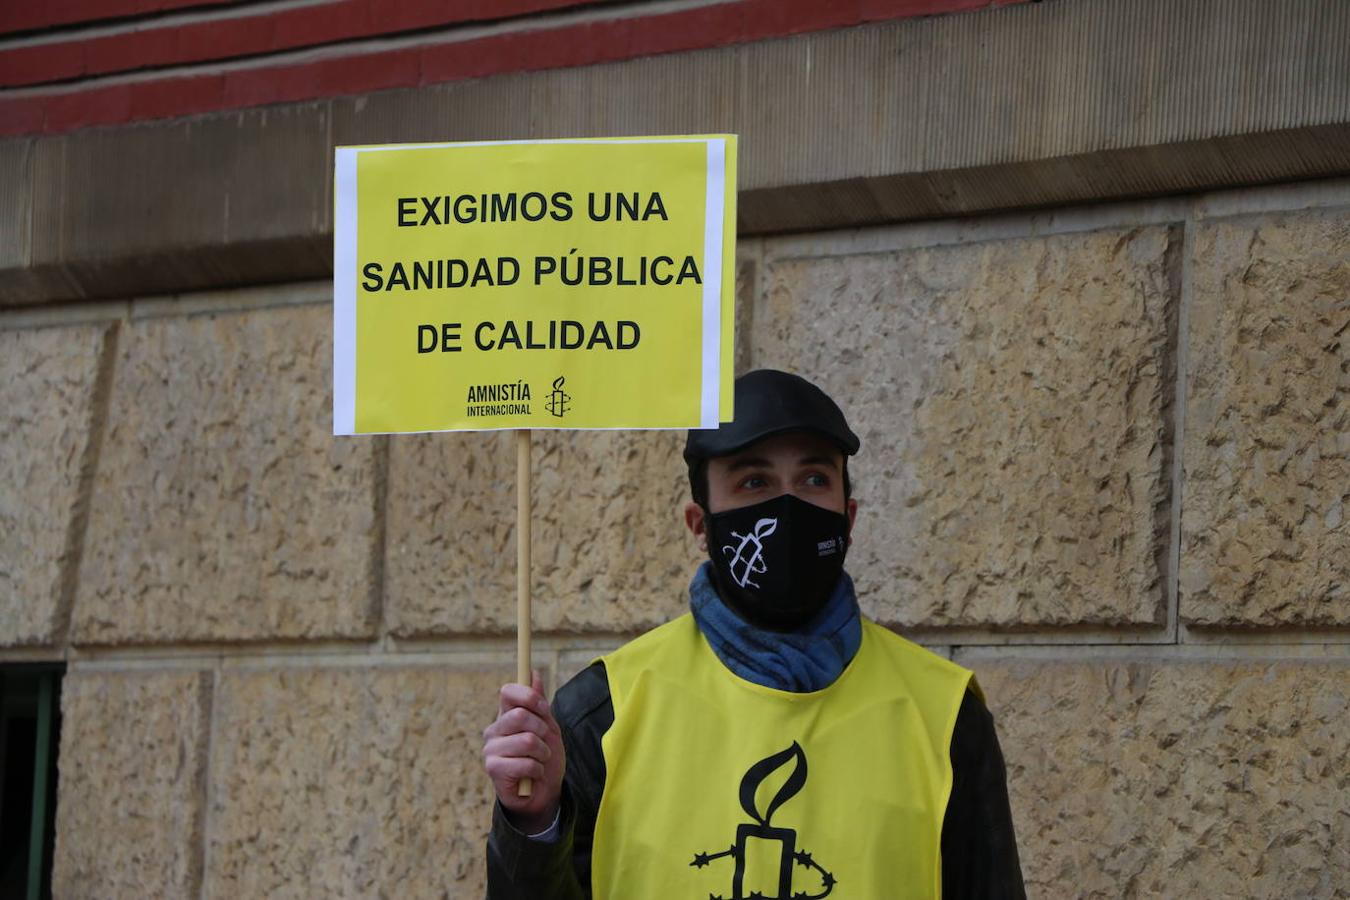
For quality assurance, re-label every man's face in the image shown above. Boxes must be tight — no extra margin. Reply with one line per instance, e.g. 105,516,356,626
684,430,858,550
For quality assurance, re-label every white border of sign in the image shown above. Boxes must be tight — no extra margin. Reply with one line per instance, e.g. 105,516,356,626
333,147,359,436
700,138,725,430
332,136,729,436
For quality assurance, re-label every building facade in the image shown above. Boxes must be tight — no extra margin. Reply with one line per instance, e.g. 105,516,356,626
1,0,1348,896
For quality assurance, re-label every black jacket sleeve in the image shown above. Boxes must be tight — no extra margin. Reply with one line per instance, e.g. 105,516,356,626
485,663,611,900
940,689,1027,899
486,663,1025,899
484,789,585,900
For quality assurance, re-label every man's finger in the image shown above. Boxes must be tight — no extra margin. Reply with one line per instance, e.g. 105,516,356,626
498,682,551,719
484,705,554,741
485,754,546,785
483,732,552,764
484,706,553,743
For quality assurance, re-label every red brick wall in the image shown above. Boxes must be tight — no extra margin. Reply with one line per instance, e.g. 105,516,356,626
0,0,1028,136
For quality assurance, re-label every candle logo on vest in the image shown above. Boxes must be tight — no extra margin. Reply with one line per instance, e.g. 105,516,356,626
545,376,571,418
722,518,777,589
689,741,836,899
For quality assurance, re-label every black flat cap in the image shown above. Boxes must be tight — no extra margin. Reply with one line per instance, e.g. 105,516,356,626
683,369,860,464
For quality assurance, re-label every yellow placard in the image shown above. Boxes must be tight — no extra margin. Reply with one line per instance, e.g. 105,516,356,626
333,136,737,434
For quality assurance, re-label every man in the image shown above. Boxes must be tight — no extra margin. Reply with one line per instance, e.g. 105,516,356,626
482,369,1025,899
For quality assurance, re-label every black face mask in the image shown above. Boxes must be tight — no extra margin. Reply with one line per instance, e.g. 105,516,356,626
704,493,850,632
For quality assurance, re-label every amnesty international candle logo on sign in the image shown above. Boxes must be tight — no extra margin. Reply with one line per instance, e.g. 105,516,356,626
332,135,737,435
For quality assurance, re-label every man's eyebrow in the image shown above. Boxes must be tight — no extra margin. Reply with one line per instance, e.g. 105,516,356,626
799,454,842,469
724,456,771,472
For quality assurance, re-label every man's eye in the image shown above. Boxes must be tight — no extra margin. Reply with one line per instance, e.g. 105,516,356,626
741,475,766,489
804,473,828,487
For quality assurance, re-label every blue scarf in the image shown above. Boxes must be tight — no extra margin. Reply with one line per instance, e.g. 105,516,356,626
688,561,862,693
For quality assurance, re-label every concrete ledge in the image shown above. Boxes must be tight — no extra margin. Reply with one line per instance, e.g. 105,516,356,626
2,0,1348,307
741,125,1350,234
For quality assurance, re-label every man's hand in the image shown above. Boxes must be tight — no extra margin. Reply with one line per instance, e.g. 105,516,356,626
482,671,566,834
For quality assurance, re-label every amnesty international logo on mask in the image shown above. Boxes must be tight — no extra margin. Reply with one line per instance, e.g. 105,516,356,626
722,517,777,589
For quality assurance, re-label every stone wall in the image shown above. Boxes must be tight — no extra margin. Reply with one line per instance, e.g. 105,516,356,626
2,179,1347,898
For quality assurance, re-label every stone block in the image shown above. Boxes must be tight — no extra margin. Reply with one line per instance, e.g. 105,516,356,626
975,659,1348,899
386,429,700,636
72,304,379,644
1181,210,1350,626
205,665,508,898
755,226,1179,627
52,670,211,899
0,322,110,647
735,251,757,375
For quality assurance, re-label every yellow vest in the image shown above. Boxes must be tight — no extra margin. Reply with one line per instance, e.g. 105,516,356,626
592,614,975,900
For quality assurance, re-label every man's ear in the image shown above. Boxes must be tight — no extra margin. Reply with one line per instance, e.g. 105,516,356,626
846,497,858,545
684,501,708,552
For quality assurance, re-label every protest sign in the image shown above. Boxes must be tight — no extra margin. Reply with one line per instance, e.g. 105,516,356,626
333,136,737,435
334,135,738,796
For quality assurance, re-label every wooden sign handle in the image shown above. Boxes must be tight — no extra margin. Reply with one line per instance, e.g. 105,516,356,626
516,429,534,798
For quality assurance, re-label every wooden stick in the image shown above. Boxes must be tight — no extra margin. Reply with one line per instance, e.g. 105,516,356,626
516,428,534,798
